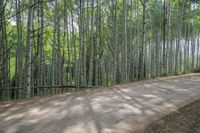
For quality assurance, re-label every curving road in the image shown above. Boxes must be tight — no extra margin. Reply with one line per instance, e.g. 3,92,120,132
0,74,200,133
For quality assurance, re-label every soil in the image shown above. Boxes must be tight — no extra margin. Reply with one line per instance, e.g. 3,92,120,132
144,100,200,133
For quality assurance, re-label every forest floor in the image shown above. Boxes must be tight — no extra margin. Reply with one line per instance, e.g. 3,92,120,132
144,99,200,133
0,74,200,133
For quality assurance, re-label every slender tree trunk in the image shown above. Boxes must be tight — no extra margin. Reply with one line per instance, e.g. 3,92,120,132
139,0,147,80
25,0,34,98
197,37,200,67
123,0,128,80
15,0,23,99
52,0,58,94
162,0,167,74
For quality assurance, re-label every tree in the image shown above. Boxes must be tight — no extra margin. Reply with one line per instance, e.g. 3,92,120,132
25,0,34,98
1,0,200,101
139,0,148,80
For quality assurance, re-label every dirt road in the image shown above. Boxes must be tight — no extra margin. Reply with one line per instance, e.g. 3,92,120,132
0,74,200,133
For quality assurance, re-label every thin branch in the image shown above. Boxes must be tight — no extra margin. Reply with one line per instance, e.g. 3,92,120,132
140,0,145,7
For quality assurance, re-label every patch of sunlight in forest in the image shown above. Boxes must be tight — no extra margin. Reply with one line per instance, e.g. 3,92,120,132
143,94,158,98
134,103,143,109
0,104,11,107
149,97,164,103
0,113,9,117
119,104,142,115
175,88,189,92
76,97,84,100
163,103,177,112
93,96,112,103
114,89,132,100
27,107,52,118
70,104,85,115
124,96,132,100
121,89,130,92
144,109,156,116
135,98,144,102
56,110,68,120
92,103,103,111
114,121,131,131
63,121,98,133
150,83,177,91
52,101,69,106
17,101,30,105
5,125,18,133
162,85,175,89
4,113,25,121
25,118,40,124
143,84,154,88
93,98,102,101
103,128,113,133
29,108,40,114
136,94,165,104
9,107,20,111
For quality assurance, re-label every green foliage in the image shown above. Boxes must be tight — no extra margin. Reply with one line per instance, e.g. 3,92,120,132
191,67,200,73
10,57,16,79
160,73,168,77
1,0,200,100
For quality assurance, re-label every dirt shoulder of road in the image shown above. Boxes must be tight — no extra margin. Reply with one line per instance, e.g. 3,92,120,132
144,99,200,133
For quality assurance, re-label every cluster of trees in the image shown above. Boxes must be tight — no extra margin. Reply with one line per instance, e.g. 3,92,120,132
0,0,200,100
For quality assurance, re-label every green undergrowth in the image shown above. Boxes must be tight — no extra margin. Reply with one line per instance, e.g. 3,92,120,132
160,73,168,77
117,70,200,86
191,67,200,73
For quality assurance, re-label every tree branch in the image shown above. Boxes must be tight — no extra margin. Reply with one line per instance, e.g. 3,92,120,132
140,0,145,7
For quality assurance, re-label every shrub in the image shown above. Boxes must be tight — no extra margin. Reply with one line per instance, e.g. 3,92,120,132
160,73,168,77
191,67,200,73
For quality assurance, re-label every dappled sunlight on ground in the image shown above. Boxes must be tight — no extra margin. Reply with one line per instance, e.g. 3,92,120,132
0,74,200,133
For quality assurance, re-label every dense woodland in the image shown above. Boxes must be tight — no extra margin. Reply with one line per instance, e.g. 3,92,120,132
0,0,200,100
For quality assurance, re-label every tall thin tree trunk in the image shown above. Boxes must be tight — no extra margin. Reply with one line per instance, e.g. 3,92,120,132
139,0,147,80
25,0,34,98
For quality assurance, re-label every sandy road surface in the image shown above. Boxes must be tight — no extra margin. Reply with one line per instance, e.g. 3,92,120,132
0,74,200,133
